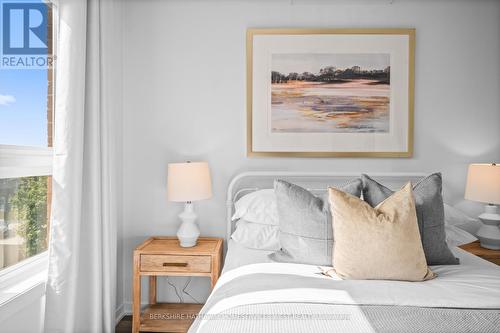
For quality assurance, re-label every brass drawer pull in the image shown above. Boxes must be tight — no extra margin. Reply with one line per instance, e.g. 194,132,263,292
162,262,188,267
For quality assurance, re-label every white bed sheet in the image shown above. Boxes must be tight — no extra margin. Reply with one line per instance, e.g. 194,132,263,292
222,239,274,273
224,238,500,273
190,240,500,333
222,239,500,309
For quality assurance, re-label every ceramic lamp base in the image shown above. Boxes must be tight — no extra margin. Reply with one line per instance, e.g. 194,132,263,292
477,204,500,250
176,202,200,248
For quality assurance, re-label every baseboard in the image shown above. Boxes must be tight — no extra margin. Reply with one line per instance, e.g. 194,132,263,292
115,301,149,323
115,303,125,324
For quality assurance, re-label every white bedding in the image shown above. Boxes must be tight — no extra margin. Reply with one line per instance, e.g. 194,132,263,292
225,237,499,272
221,239,500,308
222,239,274,273
189,241,500,333
188,241,500,333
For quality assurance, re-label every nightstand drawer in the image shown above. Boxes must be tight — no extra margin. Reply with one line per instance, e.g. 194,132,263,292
140,254,211,273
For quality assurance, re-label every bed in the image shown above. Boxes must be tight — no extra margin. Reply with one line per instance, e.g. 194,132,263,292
188,172,500,333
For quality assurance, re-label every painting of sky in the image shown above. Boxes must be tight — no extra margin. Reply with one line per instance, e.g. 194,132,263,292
271,53,391,133
273,53,390,74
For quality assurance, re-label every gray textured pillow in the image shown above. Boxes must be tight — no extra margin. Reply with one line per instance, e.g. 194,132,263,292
269,179,362,266
361,173,459,265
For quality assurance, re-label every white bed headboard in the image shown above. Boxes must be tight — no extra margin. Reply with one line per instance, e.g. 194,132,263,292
226,171,427,241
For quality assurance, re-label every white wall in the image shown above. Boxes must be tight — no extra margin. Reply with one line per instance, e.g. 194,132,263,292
120,0,500,311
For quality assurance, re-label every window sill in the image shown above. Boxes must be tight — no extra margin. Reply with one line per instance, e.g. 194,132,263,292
0,252,48,323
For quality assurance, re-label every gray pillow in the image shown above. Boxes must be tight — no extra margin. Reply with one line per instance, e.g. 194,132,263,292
361,173,459,265
269,179,362,266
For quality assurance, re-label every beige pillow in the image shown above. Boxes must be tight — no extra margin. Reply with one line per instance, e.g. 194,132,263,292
328,183,435,281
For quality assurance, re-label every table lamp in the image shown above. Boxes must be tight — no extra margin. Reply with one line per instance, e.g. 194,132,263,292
167,161,212,247
465,163,500,249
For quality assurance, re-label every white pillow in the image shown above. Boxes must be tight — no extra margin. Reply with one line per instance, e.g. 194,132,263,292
445,225,477,247
444,203,482,235
231,220,280,251
232,189,278,225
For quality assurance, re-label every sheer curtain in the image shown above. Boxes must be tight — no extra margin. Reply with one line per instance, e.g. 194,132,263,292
44,0,121,332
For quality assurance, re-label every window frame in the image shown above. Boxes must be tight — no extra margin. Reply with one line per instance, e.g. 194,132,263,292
0,251,48,323
0,145,53,179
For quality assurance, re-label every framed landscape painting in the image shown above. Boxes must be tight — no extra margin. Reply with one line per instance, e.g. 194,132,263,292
247,28,415,157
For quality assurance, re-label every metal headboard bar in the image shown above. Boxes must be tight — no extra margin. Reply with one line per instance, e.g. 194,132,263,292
226,171,428,241
233,187,327,202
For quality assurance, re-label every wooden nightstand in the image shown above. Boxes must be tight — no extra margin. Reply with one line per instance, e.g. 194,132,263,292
459,241,500,265
132,237,223,333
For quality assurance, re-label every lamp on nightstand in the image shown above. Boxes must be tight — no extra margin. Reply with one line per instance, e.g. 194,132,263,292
167,161,212,247
465,163,500,250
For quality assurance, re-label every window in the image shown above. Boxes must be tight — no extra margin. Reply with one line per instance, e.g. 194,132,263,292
0,0,55,270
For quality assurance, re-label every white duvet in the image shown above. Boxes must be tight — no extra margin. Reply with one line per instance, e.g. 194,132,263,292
190,243,500,332
213,248,500,311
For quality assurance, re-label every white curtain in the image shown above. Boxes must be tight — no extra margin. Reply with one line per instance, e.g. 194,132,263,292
45,0,120,332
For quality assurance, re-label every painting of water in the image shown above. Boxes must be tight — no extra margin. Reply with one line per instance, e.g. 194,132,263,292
271,53,390,133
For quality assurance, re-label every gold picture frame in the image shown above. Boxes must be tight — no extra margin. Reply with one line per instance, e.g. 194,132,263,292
247,28,415,158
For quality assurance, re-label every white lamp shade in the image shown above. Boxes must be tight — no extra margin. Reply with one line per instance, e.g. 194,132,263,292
465,163,500,205
167,161,212,202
